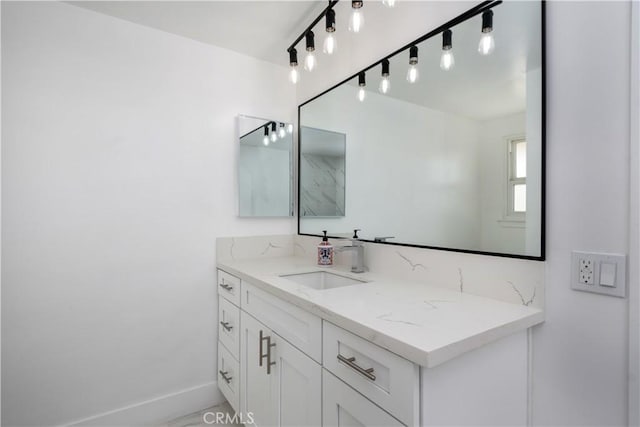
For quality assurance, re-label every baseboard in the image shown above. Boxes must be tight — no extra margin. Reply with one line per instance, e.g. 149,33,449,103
65,381,225,426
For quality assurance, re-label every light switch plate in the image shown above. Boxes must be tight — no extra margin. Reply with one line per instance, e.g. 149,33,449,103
571,251,627,298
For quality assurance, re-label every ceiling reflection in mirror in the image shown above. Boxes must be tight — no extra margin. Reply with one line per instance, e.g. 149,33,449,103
298,1,543,258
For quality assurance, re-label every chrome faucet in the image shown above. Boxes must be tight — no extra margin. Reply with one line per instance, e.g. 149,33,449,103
336,229,365,273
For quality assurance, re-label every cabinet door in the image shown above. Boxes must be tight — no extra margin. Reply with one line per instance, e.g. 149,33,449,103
323,369,404,427
241,311,278,427
275,334,322,427
241,311,322,427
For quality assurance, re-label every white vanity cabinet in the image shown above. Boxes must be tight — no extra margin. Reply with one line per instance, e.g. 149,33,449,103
217,267,529,427
217,269,323,427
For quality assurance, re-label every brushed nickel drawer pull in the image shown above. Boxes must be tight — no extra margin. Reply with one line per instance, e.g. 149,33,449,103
219,283,233,291
337,354,376,381
219,370,232,384
220,321,233,332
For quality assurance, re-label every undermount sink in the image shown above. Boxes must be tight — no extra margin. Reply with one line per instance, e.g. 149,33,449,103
280,271,368,290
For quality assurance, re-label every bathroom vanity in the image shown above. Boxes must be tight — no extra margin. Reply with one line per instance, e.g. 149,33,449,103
222,1,546,424
216,254,543,427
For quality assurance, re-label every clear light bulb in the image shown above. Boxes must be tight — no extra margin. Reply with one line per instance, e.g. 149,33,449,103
278,125,286,139
358,87,366,102
349,9,363,33
323,33,337,55
478,33,495,55
406,65,419,83
382,0,396,7
440,50,454,70
270,131,277,143
289,66,299,84
263,135,269,146
287,123,294,134
379,76,390,94
304,52,316,71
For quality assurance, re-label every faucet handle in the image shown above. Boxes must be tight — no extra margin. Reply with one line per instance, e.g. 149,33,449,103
353,229,361,239
373,236,395,243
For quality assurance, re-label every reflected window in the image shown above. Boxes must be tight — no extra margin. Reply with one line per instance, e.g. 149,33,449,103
508,137,527,216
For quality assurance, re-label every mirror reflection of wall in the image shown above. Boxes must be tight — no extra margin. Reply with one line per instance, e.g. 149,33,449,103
298,1,543,258
238,115,293,217
299,127,346,217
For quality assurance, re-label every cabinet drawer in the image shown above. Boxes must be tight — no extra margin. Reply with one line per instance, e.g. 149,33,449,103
323,321,419,426
218,342,240,413
218,297,240,360
323,369,404,427
242,281,322,363
217,269,241,306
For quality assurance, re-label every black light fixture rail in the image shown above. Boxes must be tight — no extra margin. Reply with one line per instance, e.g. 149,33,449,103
298,0,502,107
240,120,277,140
287,0,340,53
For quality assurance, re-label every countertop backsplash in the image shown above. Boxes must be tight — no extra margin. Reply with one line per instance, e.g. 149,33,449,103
217,234,544,309
217,234,295,262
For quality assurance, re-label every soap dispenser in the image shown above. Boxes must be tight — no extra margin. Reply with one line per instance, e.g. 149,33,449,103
317,230,334,266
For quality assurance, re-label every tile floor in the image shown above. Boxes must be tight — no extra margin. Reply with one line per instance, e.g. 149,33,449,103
165,401,242,427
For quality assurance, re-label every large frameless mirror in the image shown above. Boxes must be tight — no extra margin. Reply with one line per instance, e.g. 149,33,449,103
238,115,293,217
298,1,544,259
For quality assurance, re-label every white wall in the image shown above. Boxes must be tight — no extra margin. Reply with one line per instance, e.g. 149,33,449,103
532,2,630,425
630,2,640,424
1,2,295,425
296,1,633,425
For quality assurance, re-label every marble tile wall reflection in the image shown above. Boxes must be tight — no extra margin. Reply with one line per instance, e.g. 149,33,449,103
300,154,345,217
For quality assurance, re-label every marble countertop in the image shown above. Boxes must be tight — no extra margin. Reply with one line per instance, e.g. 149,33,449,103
218,256,544,368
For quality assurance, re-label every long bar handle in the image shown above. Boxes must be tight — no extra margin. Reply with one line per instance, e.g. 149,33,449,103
337,354,376,381
259,330,267,366
266,336,276,375
219,370,232,384
220,321,233,332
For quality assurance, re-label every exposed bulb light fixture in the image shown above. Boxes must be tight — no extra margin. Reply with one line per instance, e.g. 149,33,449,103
287,123,294,134
357,72,366,102
348,1,364,33
263,126,269,146
323,8,337,55
379,59,390,94
304,31,316,71
440,29,455,71
406,45,419,84
270,122,277,143
382,0,396,7
278,123,286,139
478,10,495,55
289,48,299,84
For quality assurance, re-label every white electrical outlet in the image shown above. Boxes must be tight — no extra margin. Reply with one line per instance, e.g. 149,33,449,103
571,251,627,298
579,258,594,284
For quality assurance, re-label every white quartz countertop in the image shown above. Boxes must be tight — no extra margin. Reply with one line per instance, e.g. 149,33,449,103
218,256,544,368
